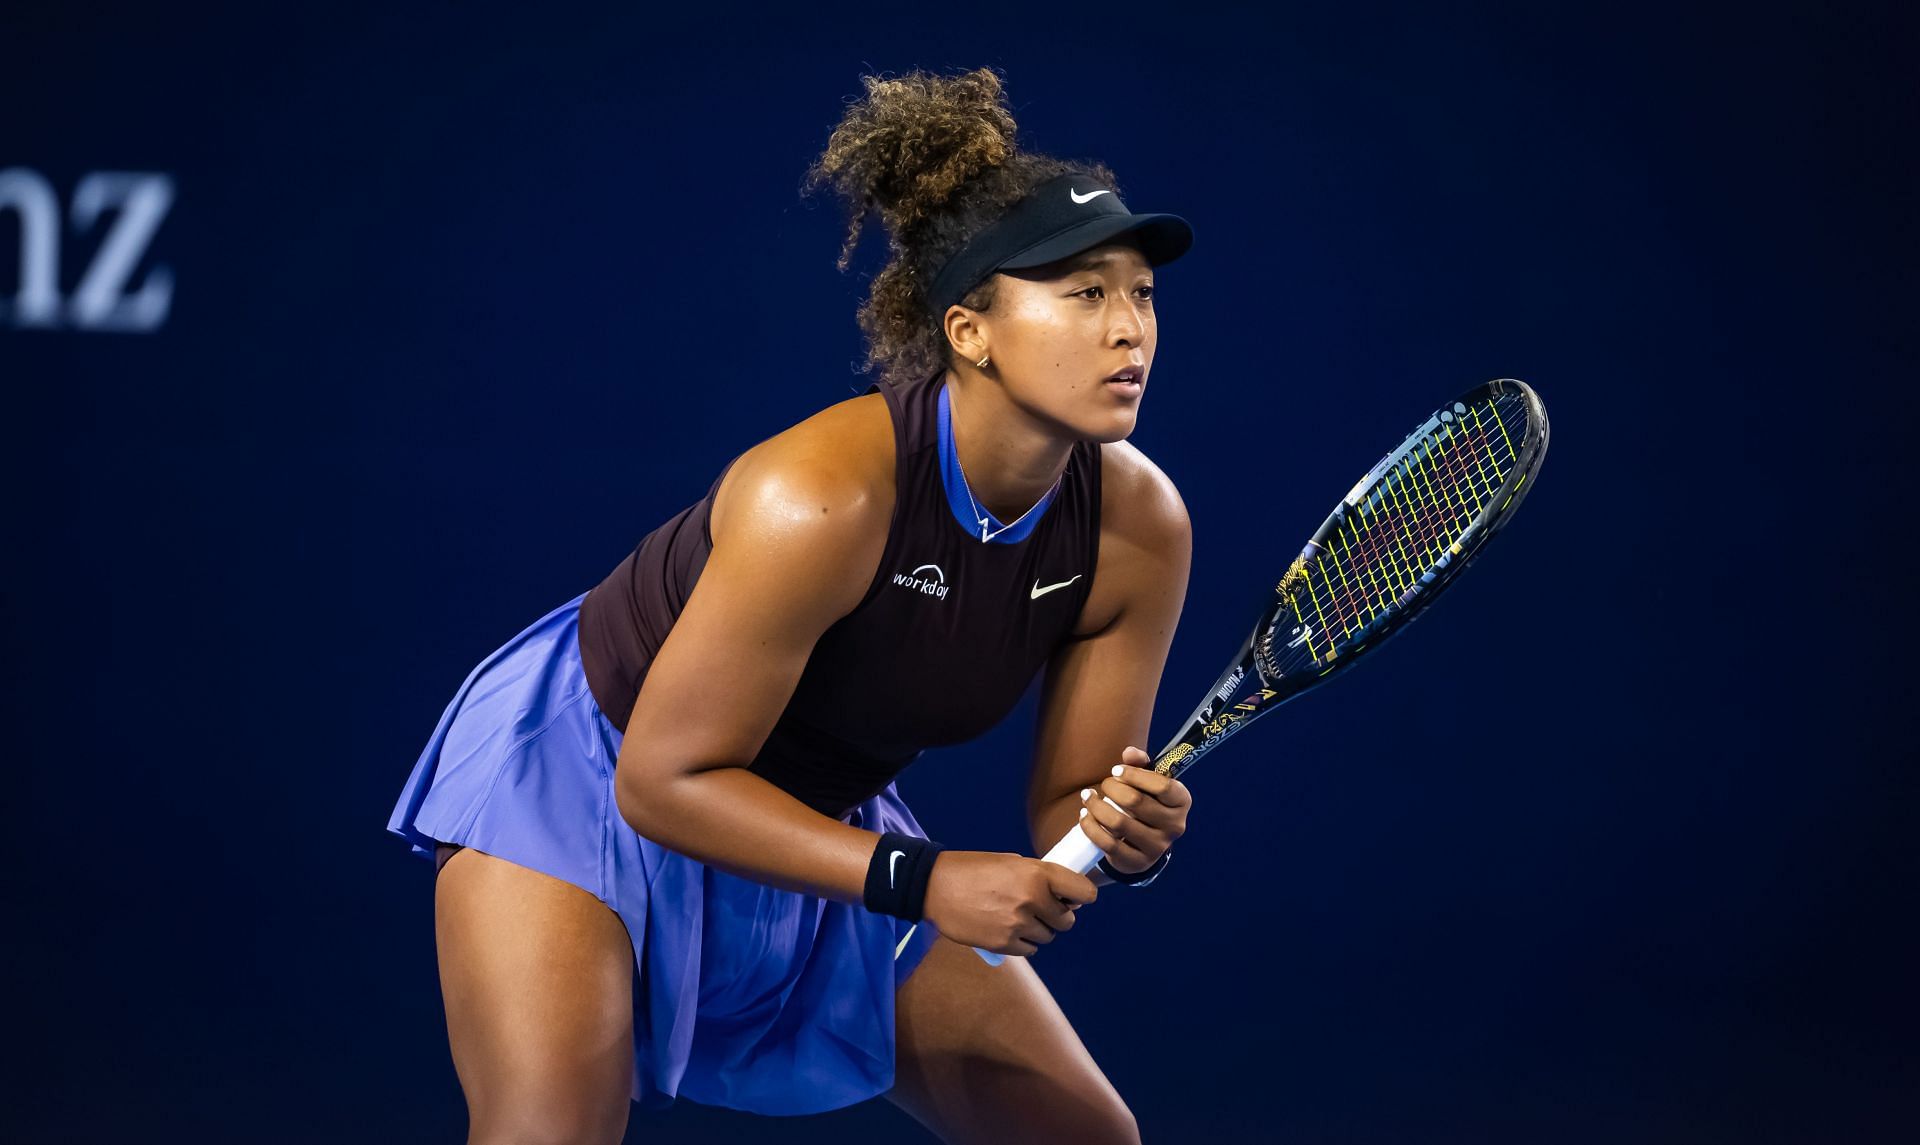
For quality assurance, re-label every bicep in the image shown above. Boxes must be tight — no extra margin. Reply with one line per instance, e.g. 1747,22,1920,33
1026,498,1192,821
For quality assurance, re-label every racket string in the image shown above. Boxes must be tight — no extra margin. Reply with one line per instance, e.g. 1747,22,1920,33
1297,393,1529,658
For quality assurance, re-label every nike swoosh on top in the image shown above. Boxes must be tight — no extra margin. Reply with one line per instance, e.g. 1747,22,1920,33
1031,575,1084,599
889,850,905,888
1069,188,1111,204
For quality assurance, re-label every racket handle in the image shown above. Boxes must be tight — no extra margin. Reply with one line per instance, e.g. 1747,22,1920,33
972,821,1107,967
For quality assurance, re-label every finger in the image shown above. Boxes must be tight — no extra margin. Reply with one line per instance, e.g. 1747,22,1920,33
1084,793,1152,845
1039,861,1099,906
1108,762,1187,806
1077,804,1121,856
1082,785,1147,834
1018,919,1057,946
1099,839,1162,876
1095,778,1182,831
1081,798,1127,844
1089,780,1147,816
1039,899,1078,932
1079,803,1160,864
1090,799,1159,864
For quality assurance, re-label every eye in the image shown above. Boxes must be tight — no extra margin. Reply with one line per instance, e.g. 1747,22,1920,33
1075,283,1154,301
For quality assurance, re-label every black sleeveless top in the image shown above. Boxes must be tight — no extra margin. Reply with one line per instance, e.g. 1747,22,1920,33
576,369,1103,818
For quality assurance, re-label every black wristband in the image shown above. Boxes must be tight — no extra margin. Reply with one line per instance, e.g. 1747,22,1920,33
1098,849,1171,886
863,832,945,922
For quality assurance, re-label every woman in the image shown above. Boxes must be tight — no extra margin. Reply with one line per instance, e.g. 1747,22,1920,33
388,66,1196,1144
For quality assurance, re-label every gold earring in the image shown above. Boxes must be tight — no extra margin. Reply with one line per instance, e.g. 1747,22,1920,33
977,353,990,368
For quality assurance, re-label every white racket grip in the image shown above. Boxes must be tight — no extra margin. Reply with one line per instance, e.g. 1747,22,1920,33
972,820,1107,967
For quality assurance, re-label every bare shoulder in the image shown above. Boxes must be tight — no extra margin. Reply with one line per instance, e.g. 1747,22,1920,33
1073,440,1193,637
709,390,896,546
1097,439,1191,550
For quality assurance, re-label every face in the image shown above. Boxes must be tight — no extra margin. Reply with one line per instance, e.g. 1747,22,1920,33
959,238,1157,443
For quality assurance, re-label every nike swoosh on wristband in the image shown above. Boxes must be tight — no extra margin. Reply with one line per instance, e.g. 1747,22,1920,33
889,850,906,888
1031,575,1083,599
1069,188,1111,204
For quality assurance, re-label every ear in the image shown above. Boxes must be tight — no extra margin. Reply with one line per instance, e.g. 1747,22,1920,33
942,304,989,366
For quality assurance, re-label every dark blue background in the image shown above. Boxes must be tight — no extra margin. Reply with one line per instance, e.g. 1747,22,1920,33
5,2,1913,1141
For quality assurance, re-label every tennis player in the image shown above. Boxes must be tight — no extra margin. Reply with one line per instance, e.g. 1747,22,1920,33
387,66,1195,1144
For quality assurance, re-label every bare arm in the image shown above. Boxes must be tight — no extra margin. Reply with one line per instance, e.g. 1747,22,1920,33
613,404,894,905
1026,443,1193,876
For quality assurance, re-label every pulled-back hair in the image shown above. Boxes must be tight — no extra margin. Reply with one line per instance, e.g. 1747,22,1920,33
805,67,1118,386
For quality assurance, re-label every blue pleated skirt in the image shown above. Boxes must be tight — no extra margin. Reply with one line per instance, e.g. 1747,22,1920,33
386,590,941,1115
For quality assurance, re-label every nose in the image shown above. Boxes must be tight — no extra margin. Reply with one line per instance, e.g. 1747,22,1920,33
1106,294,1148,348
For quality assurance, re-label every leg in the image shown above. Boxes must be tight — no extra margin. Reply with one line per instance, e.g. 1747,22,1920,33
886,935,1140,1145
433,843,637,1145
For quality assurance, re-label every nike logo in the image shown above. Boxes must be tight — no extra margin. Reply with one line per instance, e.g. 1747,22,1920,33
1031,575,1083,599
888,850,905,888
1069,188,1111,204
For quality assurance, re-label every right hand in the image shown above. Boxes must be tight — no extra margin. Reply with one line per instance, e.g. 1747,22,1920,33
921,851,1099,957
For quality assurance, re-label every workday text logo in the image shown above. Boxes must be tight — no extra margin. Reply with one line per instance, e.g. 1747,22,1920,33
1,168,176,333
891,563,950,602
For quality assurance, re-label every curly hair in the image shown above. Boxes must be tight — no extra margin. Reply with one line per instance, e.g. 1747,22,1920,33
804,67,1119,387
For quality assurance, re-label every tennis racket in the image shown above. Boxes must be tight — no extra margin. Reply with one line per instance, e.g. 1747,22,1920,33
974,378,1551,965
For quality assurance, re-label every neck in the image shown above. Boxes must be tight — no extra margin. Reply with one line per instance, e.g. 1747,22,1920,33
943,368,1075,523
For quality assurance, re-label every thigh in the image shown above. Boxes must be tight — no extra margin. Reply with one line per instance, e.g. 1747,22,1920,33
886,935,1140,1145
434,844,636,1145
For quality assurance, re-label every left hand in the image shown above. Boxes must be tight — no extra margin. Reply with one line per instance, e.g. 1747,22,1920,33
1077,746,1192,875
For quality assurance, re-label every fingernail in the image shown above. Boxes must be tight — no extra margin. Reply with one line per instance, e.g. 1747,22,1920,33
1080,788,1092,801
1112,765,1125,777
1078,807,1088,819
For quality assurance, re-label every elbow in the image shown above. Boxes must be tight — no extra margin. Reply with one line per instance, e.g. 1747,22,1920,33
614,745,717,843
614,751,676,839
615,774,650,837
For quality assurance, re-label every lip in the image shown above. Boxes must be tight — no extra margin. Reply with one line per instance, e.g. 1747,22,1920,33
1104,365,1145,390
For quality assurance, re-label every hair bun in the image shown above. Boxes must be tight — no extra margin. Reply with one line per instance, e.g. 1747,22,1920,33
807,67,1018,267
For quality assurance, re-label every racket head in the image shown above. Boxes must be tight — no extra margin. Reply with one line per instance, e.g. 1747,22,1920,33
1256,377,1548,686
1153,379,1549,779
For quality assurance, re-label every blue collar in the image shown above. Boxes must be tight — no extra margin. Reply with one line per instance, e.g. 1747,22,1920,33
937,382,1058,545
